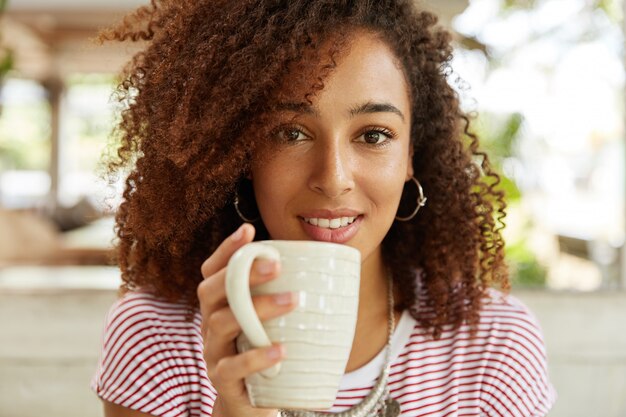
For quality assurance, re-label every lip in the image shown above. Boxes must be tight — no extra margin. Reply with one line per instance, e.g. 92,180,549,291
298,208,361,219
298,214,363,244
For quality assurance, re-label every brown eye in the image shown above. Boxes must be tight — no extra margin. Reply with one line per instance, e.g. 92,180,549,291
286,129,302,141
359,128,394,146
274,126,308,142
364,131,384,144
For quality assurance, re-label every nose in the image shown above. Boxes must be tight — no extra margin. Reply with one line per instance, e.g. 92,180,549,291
307,139,355,198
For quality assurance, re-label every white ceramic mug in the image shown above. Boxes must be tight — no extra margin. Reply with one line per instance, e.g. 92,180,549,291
225,240,361,410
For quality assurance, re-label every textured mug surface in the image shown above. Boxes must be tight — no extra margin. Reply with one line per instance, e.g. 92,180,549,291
225,240,361,410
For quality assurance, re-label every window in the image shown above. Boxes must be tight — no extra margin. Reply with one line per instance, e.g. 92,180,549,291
60,74,117,208
0,78,51,208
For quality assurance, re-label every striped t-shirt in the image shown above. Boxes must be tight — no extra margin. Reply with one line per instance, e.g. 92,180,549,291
92,290,556,416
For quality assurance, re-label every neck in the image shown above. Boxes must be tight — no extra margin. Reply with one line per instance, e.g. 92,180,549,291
345,247,391,372
359,248,389,319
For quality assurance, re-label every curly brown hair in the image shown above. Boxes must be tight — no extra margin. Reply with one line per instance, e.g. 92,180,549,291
100,0,509,338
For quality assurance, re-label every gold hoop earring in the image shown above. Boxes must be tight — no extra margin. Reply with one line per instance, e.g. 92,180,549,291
234,193,260,223
395,176,427,222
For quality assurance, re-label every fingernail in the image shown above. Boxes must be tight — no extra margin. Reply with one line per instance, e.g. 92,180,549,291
231,225,244,241
257,260,275,275
267,344,285,360
273,292,294,306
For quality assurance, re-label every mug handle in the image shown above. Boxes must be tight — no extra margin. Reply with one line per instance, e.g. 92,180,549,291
225,242,282,378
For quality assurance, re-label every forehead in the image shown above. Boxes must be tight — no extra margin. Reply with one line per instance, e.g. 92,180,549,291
272,31,410,112
320,32,410,106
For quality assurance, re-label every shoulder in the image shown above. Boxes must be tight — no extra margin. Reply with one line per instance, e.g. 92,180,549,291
478,289,550,370
480,288,545,343
397,290,555,416
92,292,215,416
475,289,557,417
99,292,204,363
102,292,201,342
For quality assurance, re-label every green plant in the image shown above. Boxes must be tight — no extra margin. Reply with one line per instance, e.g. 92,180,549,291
505,232,548,288
0,0,12,83
471,112,548,287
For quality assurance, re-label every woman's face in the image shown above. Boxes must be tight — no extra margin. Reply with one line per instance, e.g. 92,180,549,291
250,32,413,264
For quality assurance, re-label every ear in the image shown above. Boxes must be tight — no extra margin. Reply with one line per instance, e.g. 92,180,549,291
405,144,414,181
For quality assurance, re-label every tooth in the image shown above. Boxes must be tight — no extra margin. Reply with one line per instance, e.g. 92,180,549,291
340,217,349,227
329,218,341,229
318,218,330,228
309,218,319,226
348,216,356,223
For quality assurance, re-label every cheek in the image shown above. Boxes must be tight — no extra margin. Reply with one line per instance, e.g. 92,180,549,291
251,167,276,209
361,158,407,203
251,159,297,213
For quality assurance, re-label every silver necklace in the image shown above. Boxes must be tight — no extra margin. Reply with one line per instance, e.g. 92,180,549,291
280,276,401,417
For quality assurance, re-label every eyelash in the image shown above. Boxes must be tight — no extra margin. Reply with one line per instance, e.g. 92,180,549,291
271,124,398,148
272,124,310,143
358,126,397,148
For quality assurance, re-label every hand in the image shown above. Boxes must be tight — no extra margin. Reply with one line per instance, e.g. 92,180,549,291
197,223,297,417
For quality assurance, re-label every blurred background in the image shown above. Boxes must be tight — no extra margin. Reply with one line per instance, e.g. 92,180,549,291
0,0,624,416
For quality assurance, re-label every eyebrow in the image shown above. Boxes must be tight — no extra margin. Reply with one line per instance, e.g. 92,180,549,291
274,100,405,122
274,102,319,115
349,101,405,122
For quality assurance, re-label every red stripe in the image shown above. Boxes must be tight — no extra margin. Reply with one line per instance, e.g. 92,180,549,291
400,320,546,363
400,388,477,415
143,388,204,415
104,303,201,348
102,311,198,378
116,357,211,406
106,296,198,334
337,368,529,414
111,350,204,392
407,395,481,417
481,379,530,416
396,332,546,379
478,397,501,416
94,292,553,417
103,337,204,397
106,319,198,380
126,378,204,410
393,344,543,384
391,352,547,401
390,365,519,401
119,370,207,407
174,396,216,413
395,374,526,416
106,307,199,344
401,384,519,417
392,350,532,392
480,388,521,417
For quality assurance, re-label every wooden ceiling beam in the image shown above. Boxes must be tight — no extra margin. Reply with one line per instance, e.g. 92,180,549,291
3,0,468,81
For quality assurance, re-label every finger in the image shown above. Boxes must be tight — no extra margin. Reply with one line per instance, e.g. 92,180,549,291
205,291,298,348
197,258,283,316
214,344,286,390
200,223,255,279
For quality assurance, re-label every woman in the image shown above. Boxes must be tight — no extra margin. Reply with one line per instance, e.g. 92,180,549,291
93,1,556,416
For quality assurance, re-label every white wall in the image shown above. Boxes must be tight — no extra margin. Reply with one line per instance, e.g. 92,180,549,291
0,289,117,417
518,291,626,417
1,279,625,417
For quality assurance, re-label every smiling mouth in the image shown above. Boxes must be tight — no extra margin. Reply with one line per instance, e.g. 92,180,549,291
301,216,359,229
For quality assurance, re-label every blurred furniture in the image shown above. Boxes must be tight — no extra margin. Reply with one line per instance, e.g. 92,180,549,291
557,234,622,288
0,209,115,266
